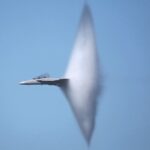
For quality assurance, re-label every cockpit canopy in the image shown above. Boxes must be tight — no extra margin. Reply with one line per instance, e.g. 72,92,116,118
32,73,50,79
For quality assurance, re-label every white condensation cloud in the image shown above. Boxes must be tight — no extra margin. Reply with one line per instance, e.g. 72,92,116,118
62,4,100,144
19,3,101,145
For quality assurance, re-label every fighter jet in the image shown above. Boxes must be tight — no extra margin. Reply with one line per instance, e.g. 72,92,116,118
20,73,68,86
20,4,100,144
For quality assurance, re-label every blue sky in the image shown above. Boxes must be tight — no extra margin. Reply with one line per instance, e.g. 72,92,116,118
0,0,150,150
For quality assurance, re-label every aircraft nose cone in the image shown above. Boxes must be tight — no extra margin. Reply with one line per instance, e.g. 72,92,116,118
19,81,26,85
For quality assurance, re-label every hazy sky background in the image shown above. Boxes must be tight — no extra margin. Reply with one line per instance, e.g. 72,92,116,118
0,0,150,150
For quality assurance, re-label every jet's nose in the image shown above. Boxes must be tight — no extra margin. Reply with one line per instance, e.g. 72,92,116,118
19,79,41,85
19,81,26,85
19,80,31,85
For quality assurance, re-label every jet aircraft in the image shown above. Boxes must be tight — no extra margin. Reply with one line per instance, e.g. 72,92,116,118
20,4,100,144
